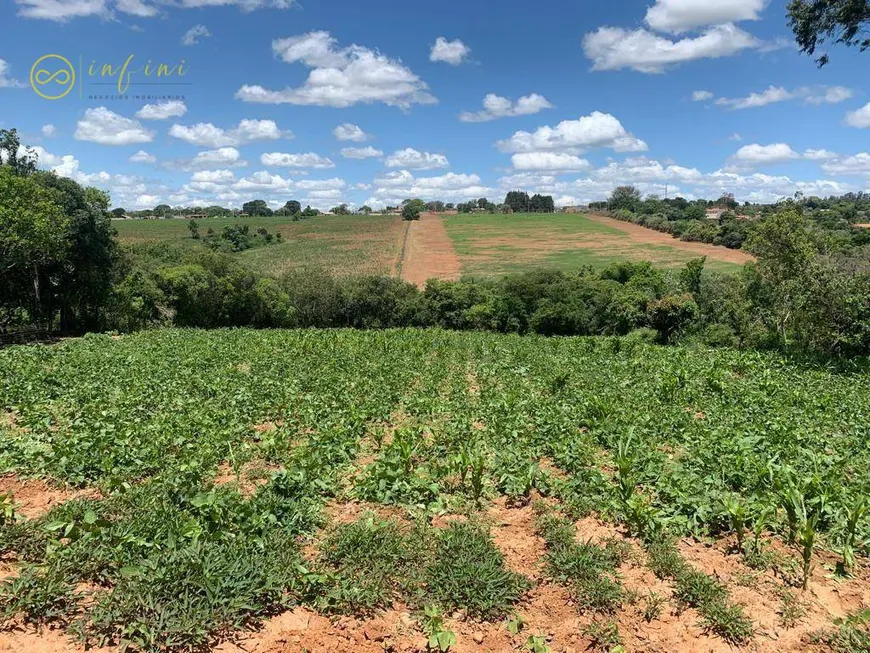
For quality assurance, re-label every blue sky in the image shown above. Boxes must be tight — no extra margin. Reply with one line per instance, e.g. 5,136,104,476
1,0,869,211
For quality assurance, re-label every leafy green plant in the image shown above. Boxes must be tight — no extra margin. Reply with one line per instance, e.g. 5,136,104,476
525,634,551,653
583,620,622,652
422,604,456,652
722,494,748,552
643,591,665,622
838,496,867,576
1,492,15,526
777,587,806,628
506,612,526,634
425,522,529,620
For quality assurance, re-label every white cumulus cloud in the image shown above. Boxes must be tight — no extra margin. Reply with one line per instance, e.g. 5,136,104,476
169,119,289,147
0,58,27,88
645,0,766,33
429,37,471,65
583,23,760,73
459,93,553,122
385,148,449,170
341,146,383,159
846,103,870,128
260,152,336,168
182,24,211,46
731,143,800,166
333,123,370,142
74,107,155,145
497,112,647,154
712,85,854,110
692,90,714,101
511,152,591,172
41,124,57,137
15,0,296,21
129,150,156,163
236,31,436,109
136,100,187,120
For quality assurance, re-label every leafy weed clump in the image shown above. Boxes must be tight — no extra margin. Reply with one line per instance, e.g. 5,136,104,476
0,566,81,628
425,521,529,620
536,507,628,614
647,538,753,644
316,515,421,615
80,529,306,652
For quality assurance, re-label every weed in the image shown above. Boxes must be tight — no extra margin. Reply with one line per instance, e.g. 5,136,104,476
525,634,551,653
537,508,626,614
583,620,622,652
0,566,80,627
643,591,665,622
809,608,870,652
421,604,456,652
647,538,753,644
316,515,412,614
777,587,807,628
426,521,529,620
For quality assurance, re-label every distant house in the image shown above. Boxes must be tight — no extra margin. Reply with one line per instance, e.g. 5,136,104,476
184,213,207,220
705,208,725,221
562,206,586,214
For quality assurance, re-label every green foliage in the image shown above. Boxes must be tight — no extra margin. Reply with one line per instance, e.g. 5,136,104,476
607,186,642,213
421,604,456,652
426,522,529,620
647,539,753,644
403,199,426,221
537,508,627,614
582,619,622,652
788,0,870,67
316,516,416,614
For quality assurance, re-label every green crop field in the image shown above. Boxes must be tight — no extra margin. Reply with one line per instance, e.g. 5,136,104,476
1,330,868,652
444,213,749,277
114,214,406,277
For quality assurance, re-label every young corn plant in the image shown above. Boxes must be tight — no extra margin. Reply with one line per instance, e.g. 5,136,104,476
838,496,867,577
614,432,637,506
722,494,748,552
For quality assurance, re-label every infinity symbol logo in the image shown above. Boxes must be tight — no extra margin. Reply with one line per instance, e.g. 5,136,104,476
30,54,75,100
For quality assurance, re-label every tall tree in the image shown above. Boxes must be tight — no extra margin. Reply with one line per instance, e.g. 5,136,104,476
33,172,119,331
0,167,69,326
242,200,272,216
788,0,870,66
607,186,642,212
284,200,301,215
0,129,37,177
504,191,531,213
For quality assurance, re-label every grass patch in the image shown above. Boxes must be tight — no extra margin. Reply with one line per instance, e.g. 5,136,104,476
426,521,529,620
535,506,628,614
316,515,422,615
647,539,753,644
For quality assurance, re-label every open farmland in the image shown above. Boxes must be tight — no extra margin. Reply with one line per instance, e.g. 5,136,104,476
114,212,753,283
115,214,407,278
444,213,753,277
2,330,869,652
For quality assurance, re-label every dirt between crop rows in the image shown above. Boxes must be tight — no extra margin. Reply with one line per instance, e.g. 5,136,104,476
400,213,462,288
2,495,867,652
0,475,100,520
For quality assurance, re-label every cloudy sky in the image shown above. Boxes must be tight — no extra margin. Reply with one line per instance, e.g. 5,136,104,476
1,0,868,211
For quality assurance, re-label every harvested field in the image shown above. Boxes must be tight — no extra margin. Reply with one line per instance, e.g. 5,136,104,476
445,212,752,277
